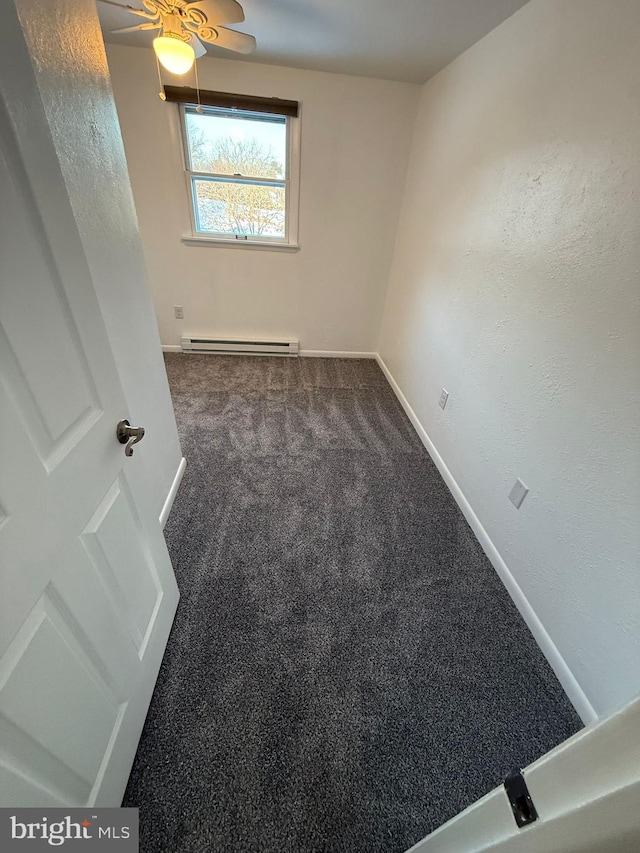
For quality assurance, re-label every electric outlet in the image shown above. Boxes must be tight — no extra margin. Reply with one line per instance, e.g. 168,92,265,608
439,389,449,410
174,305,184,320
509,478,529,509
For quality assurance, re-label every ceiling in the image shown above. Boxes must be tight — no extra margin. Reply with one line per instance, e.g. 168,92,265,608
98,0,529,84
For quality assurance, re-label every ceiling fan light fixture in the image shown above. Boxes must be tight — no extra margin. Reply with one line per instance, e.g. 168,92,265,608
153,33,196,75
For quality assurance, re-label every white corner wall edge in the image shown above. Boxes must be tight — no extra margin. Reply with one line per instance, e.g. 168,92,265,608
375,354,597,725
159,456,186,528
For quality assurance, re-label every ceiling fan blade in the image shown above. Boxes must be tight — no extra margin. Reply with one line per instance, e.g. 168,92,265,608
190,34,208,58
201,26,256,54
184,0,245,25
110,21,161,32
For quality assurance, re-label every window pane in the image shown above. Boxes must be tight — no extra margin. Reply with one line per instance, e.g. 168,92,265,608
185,109,287,180
192,177,286,238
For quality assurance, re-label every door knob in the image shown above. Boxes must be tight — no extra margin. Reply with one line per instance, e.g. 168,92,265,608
116,419,145,457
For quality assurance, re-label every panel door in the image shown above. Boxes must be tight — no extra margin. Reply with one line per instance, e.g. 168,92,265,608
0,22,179,808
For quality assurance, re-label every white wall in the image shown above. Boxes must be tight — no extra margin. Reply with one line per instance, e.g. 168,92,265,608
15,0,183,519
378,0,640,719
105,44,418,353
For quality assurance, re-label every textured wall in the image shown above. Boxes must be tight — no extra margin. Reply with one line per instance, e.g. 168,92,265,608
105,44,418,353
378,0,640,717
15,0,183,517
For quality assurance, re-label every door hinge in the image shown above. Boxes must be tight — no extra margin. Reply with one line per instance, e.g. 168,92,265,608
504,768,539,828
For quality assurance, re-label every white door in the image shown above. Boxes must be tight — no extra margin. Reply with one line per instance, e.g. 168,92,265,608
407,695,640,853
0,11,179,808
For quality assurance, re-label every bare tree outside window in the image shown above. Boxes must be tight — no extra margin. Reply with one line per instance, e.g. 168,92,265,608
186,119,287,238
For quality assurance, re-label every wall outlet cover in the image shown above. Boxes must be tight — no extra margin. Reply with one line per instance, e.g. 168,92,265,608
439,389,449,410
509,478,529,509
174,305,184,319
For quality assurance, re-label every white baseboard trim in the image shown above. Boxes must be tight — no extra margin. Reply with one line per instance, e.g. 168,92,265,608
159,457,186,528
163,345,376,359
300,350,377,359
375,354,597,726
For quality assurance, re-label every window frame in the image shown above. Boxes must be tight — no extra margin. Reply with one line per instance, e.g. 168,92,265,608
179,103,300,251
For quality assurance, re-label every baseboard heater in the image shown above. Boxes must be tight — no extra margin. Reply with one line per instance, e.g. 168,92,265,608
181,336,299,357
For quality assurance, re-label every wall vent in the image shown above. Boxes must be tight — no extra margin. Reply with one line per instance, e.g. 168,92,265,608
181,336,299,357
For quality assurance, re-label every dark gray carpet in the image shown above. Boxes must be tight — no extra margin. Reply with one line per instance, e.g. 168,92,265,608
123,354,581,853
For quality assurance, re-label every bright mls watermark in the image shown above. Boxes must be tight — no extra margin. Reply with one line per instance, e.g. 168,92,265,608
0,809,138,850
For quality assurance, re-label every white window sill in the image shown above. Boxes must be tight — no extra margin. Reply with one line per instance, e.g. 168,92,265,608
181,236,300,253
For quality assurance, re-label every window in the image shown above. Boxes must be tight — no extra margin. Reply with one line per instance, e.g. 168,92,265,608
180,103,300,248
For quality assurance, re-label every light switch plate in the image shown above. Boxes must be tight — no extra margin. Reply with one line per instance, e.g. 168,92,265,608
174,305,184,319
509,478,529,509
439,389,449,410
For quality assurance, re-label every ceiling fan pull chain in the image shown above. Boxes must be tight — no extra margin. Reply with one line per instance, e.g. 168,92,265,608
194,54,202,113
154,50,166,100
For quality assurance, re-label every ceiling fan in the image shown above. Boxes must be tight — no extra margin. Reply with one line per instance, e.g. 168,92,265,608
99,0,256,76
